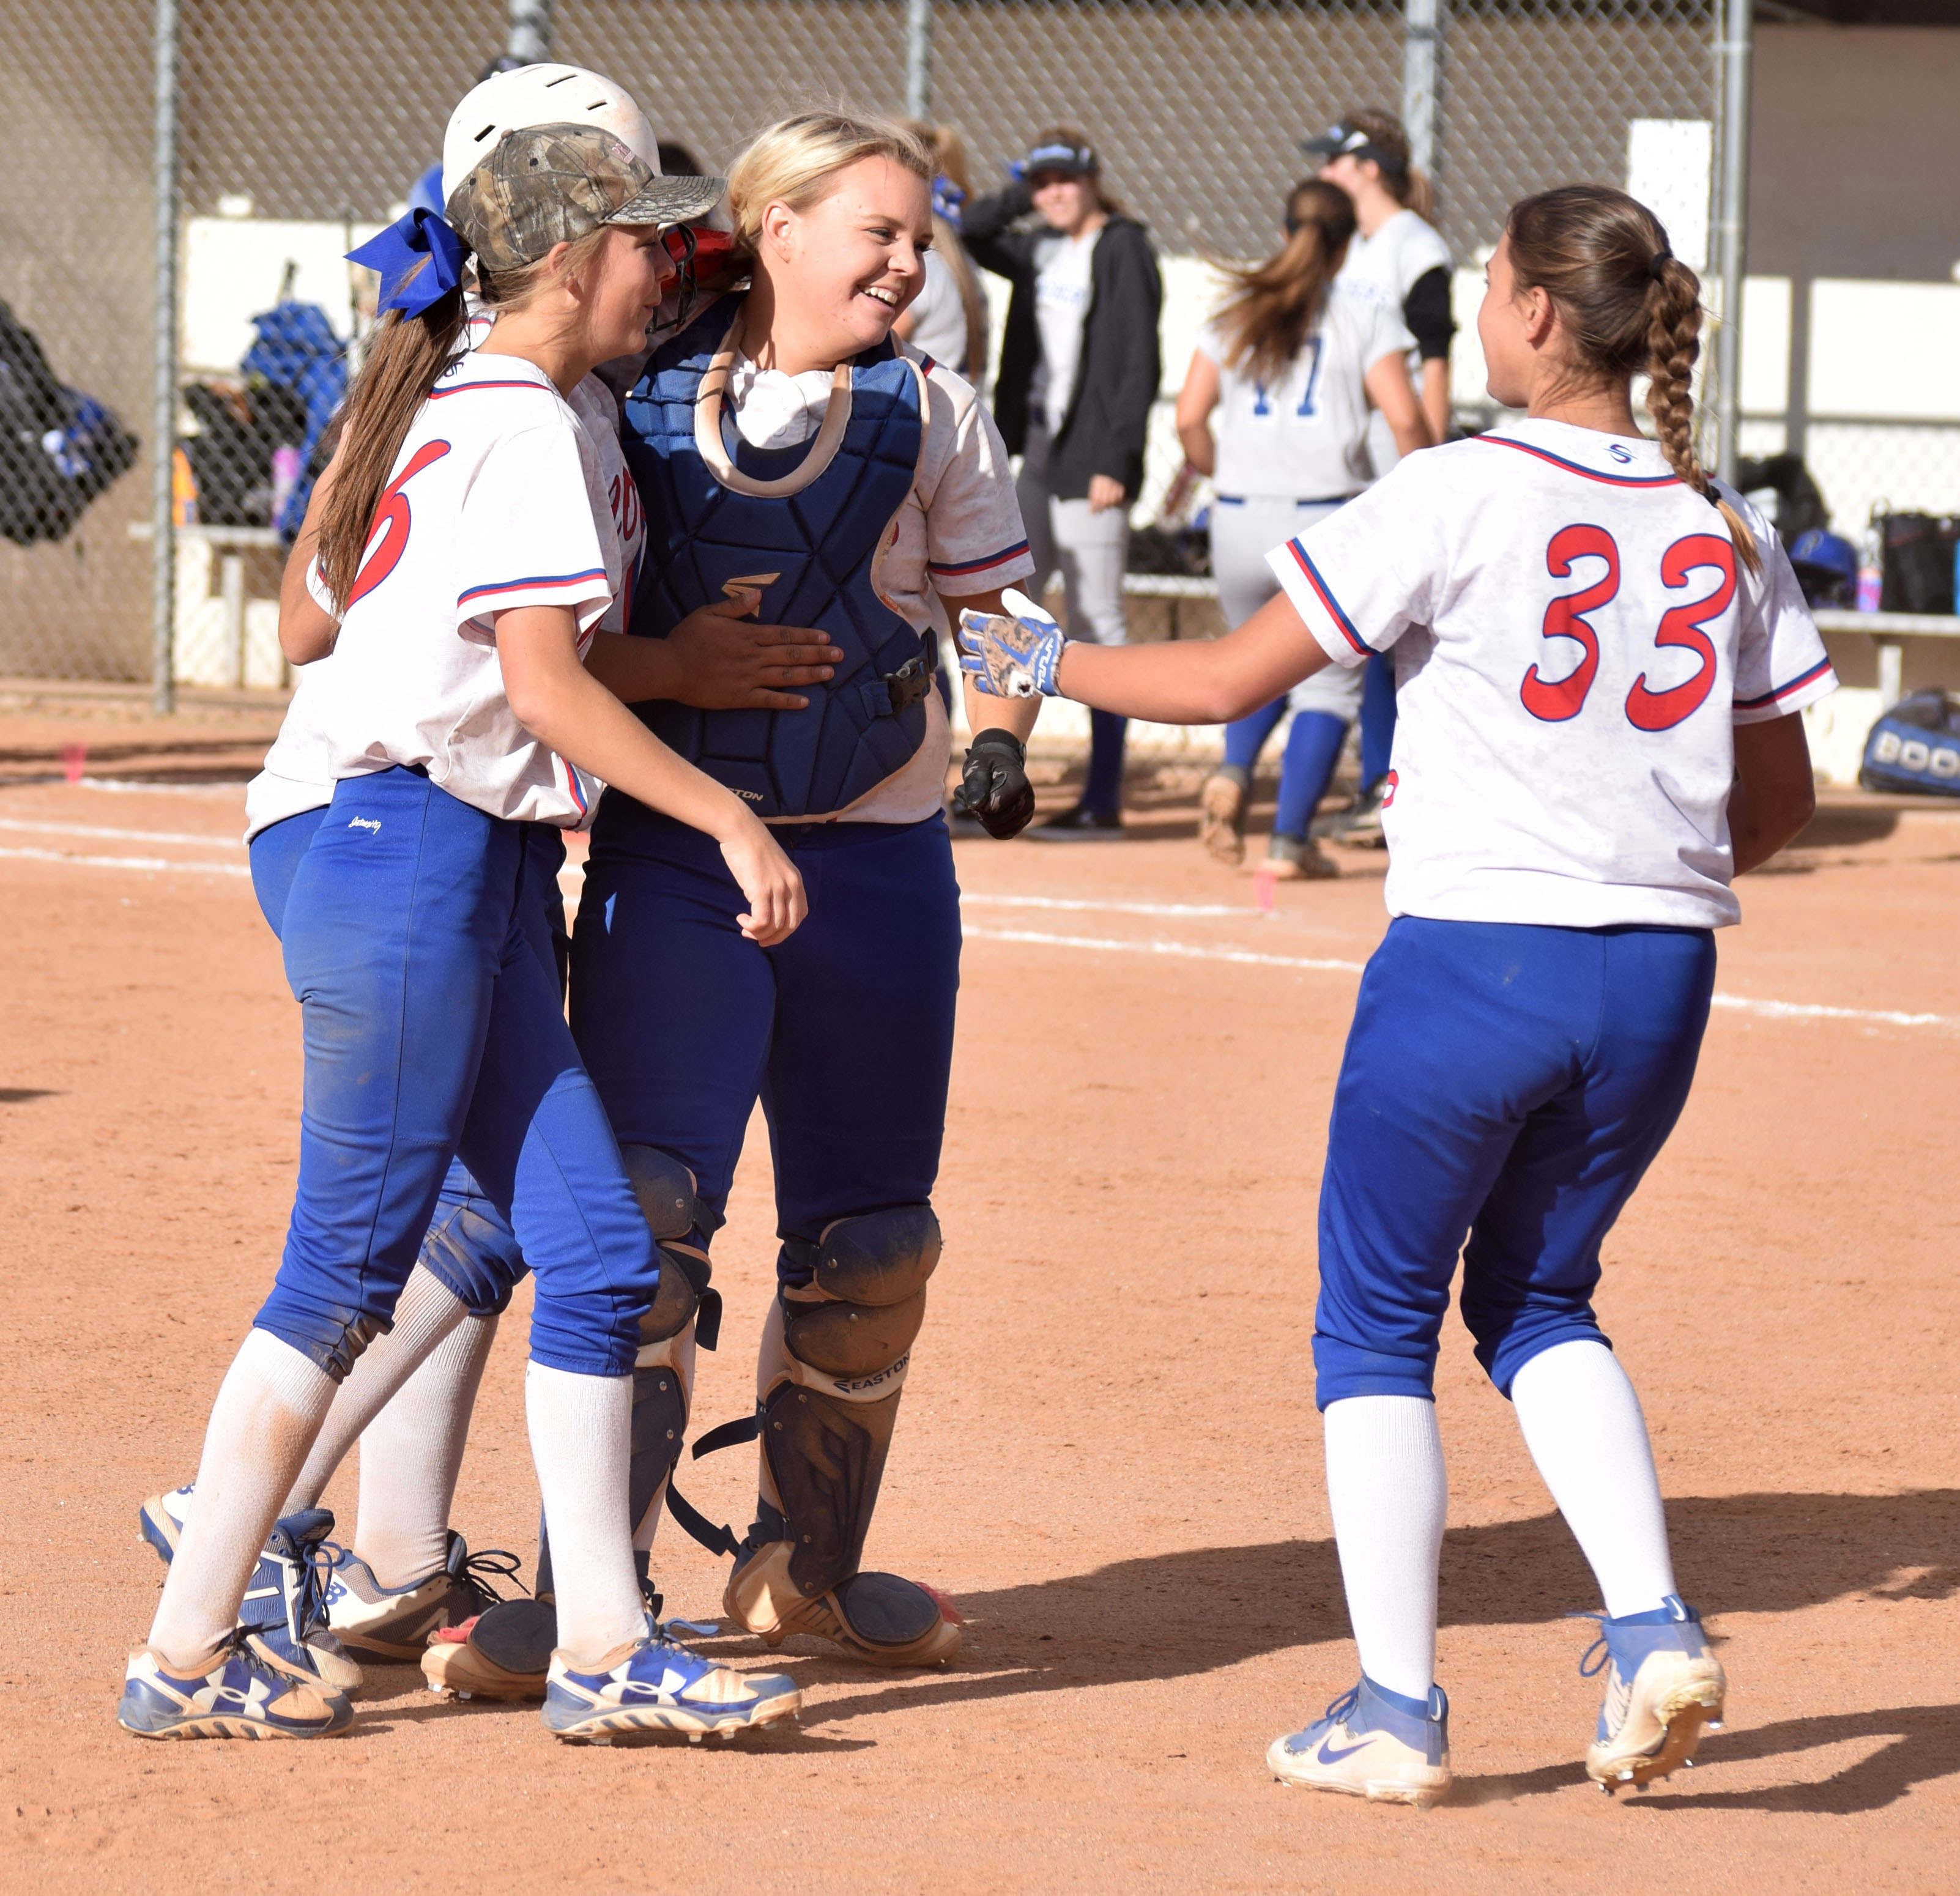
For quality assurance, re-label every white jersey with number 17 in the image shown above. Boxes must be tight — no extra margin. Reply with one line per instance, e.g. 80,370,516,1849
1268,417,1836,930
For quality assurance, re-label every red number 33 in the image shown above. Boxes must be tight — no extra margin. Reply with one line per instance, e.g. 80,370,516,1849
347,440,451,609
1520,525,1732,733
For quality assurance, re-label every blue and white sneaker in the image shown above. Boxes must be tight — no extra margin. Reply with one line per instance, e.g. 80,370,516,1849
139,1487,363,1692
119,1638,352,1741
1581,1594,1726,1791
542,1626,801,1743
324,1533,521,1662
1267,1676,1452,1807
238,1508,365,1694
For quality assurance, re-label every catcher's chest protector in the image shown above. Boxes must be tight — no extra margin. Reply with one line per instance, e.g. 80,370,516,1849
621,297,932,819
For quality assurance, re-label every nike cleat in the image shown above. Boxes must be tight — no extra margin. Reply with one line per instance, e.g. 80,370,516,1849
542,1628,801,1743
1268,1676,1452,1807
239,1508,365,1694
138,1485,195,1562
1581,1595,1726,1791
325,1532,521,1662
118,1639,352,1741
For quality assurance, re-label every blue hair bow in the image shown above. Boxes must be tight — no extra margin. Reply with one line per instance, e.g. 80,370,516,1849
932,174,965,231
346,207,466,319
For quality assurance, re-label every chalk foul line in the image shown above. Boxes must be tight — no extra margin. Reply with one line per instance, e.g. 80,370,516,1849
959,922,1959,1032
0,845,250,878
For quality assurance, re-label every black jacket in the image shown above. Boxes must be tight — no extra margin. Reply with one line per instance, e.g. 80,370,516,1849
962,182,1162,502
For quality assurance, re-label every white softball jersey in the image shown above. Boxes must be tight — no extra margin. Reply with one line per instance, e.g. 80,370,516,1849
248,359,644,839
1268,417,1836,930
1337,208,1453,477
1196,280,1416,502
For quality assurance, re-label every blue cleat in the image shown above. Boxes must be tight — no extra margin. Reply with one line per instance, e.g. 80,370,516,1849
118,1637,352,1741
324,1532,521,1662
542,1626,801,1743
1267,1675,1452,1807
1580,1594,1726,1791
238,1508,365,1694
137,1484,195,1562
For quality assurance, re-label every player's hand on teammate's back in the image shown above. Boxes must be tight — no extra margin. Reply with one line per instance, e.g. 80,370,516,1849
951,729,1037,838
719,817,807,946
669,591,844,710
958,588,1067,699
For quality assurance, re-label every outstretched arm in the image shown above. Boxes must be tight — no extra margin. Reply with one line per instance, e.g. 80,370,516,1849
583,591,843,711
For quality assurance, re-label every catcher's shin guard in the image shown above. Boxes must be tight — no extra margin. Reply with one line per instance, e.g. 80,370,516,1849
711,1205,959,1667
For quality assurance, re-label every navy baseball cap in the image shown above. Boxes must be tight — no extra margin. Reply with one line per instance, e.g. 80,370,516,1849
1018,138,1096,179
1301,120,1408,177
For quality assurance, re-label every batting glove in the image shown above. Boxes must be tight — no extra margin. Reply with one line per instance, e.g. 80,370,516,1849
957,588,1067,700
951,728,1036,839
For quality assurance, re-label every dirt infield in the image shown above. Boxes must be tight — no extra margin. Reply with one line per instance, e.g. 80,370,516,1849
4,699,1958,1893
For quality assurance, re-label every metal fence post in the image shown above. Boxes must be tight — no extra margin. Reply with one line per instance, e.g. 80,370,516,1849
150,0,179,716
1401,0,1446,187
1713,0,1752,487
905,0,933,120
508,0,553,64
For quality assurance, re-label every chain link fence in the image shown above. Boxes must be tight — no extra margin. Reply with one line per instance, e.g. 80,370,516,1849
4,0,1724,735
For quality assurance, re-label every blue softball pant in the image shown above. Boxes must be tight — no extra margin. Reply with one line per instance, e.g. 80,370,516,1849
253,768,656,1378
1313,917,1715,1409
249,806,558,1322
572,804,961,1287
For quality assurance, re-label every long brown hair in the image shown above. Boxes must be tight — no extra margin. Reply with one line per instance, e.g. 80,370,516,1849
906,119,988,379
318,232,607,606
1209,179,1355,388
1504,183,1760,573
1337,108,1435,223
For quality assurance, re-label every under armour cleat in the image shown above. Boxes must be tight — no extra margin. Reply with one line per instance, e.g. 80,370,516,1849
423,1597,557,1702
724,1540,961,1668
1581,1595,1726,1791
542,1628,801,1742
239,1508,365,1694
138,1484,196,1561
325,1532,520,1662
1198,767,1249,865
118,1638,352,1741
1268,1676,1452,1808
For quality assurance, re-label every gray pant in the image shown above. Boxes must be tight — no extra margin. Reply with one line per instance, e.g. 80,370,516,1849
1208,494,1364,720
1017,422,1130,646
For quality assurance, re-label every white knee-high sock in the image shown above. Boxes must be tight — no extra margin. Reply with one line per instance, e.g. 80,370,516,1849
148,1328,339,1671
1510,1339,1676,1620
282,1265,470,1515
353,1311,498,1588
525,1361,647,1663
1323,1395,1448,1703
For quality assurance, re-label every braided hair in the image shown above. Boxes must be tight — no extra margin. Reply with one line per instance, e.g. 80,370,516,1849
1504,184,1760,574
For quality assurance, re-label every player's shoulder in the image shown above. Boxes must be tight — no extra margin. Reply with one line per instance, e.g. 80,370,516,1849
1380,210,1452,276
428,351,581,437
900,339,989,442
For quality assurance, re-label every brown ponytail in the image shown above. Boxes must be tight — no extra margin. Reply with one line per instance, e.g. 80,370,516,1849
1339,108,1434,221
1505,184,1761,574
318,230,609,608
1209,179,1356,389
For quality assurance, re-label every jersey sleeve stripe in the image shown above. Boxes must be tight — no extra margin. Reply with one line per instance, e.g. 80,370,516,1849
1734,656,1835,709
426,380,559,400
1284,538,1371,656
457,567,609,607
928,541,1030,578
1476,435,1681,487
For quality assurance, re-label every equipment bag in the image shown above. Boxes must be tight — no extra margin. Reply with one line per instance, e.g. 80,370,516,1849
0,298,138,546
1860,689,1960,797
1876,511,1958,617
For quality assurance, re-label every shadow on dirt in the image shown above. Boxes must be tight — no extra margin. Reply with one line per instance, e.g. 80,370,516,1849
1791,806,1899,850
782,1489,1959,1808
0,1087,57,1103
1455,1701,1960,1815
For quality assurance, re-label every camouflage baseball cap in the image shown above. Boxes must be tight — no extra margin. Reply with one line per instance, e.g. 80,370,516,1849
446,121,724,272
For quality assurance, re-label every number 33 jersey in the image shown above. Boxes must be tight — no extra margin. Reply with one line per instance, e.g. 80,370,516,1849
1269,417,1836,928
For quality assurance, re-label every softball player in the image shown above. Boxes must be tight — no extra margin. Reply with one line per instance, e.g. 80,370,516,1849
121,113,812,1745
434,109,1041,1692
135,67,845,1689
1176,178,1428,878
962,185,1833,1800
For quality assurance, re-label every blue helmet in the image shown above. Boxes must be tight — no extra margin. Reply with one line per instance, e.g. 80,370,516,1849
1787,528,1856,588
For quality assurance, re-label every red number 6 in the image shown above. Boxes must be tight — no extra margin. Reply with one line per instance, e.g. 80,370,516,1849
347,439,451,609
1520,524,1617,723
